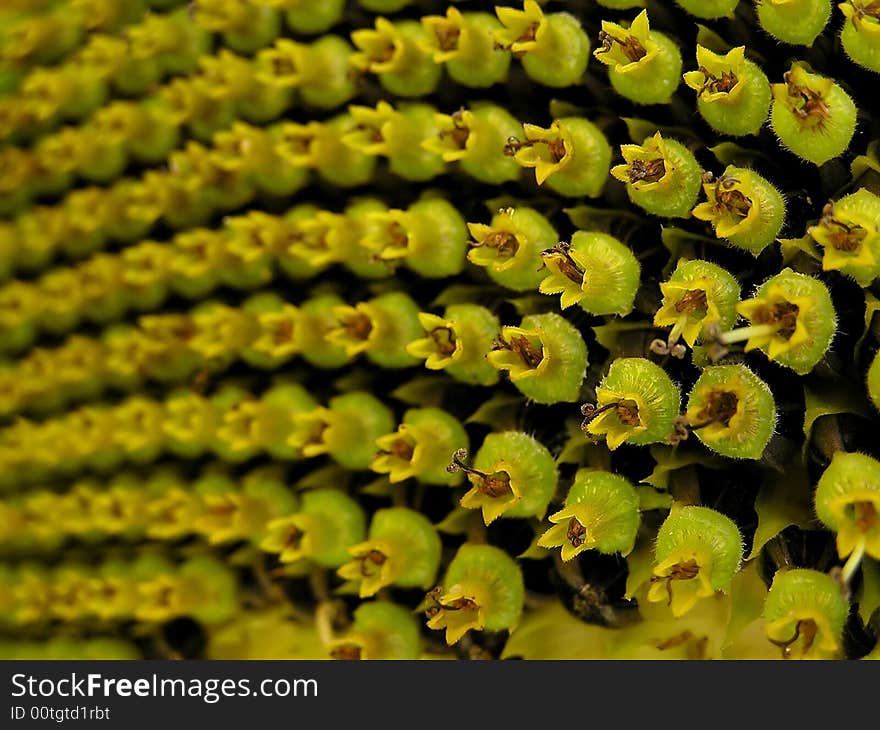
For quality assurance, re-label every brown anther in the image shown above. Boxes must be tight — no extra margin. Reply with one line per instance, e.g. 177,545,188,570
797,96,832,121
303,230,332,253
283,132,313,156
430,326,457,356
697,66,739,97
628,158,667,183
425,586,479,618
356,122,384,144
303,419,329,447
650,559,701,608
852,501,878,533
769,619,818,659
370,41,396,65
387,221,409,249
434,24,461,52
343,311,373,341
151,505,179,524
714,176,752,218
284,525,304,551
249,227,268,250
597,30,647,62
784,71,831,123
548,137,567,163
385,437,415,462
616,400,641,426
156,586,175,608
108,498,125,520
99,583,118,602
442,109,470,148
503,130,569,168
447,449,513,498
499,22,541,56
271,55,296,77
691,389,739,430
667,560,700,580
475,469,513,499
519,22,539,44
207,498,237,518
713,70,739,93
820,203,867,252
852,1,880,25
170,318,197,342
359,549,387,577
473,230,519,259
106,115,129,136
273,318,295,344
508,334,544,368
212,163,239,190
566,517,587,548
542,242,584,284
597,30,615,54
753,300,800,340
580,400,641,430
440,595,479,611
674,289,709,314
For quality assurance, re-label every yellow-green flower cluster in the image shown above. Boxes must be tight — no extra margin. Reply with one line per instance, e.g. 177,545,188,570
351,3,591,94
0,466,296,552
1,7,210,143
0,287,421,416
0,99,585,282
0,385,403,484
0,198,451,353
0,554,238,627
0,34,367,272
1,0,878,665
